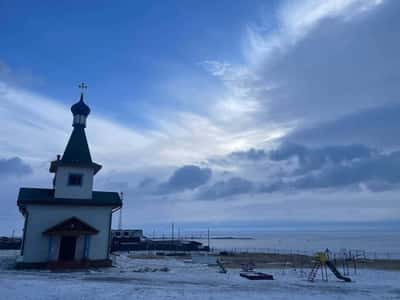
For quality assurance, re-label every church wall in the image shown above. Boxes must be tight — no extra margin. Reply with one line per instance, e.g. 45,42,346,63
48,236,60,261
22,204,113,263
54,166,94,199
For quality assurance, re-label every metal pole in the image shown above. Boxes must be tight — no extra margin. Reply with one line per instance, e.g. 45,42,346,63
118,192,123,230
171,222,175,253
207,228,210,251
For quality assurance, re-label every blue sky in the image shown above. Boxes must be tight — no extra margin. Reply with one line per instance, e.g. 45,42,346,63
0,0,276,126
1,0,400,234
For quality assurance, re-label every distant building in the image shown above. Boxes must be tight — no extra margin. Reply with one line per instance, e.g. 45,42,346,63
17,87,122,268
112,229,144,241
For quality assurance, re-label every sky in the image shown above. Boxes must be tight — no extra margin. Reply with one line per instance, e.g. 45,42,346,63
1,0,400,235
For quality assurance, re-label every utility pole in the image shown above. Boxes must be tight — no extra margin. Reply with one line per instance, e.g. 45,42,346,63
207,228,210,252
118,192,123,230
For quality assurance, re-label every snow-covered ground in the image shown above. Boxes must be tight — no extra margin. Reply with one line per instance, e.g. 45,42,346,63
0,252,399,300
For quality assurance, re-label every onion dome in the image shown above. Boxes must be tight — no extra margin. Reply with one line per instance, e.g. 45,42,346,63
71,93,91,116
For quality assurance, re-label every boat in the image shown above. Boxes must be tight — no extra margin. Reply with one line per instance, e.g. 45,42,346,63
240,271,274,280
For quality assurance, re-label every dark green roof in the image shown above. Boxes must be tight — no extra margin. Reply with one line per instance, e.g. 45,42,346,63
49,126,102,174
62,126,93,164
17,188,122,208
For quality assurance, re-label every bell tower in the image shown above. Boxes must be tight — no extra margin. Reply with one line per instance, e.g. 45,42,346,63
49,83,102,199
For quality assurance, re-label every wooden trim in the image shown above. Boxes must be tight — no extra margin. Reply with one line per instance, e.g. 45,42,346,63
45,230,97,236
43,217,99,236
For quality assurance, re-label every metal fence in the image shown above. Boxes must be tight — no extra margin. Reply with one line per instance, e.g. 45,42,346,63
208,246,400,260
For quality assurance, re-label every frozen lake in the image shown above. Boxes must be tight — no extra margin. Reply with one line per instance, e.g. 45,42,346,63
0,252,399,300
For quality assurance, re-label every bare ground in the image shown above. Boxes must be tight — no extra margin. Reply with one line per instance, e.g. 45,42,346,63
126,251,400,270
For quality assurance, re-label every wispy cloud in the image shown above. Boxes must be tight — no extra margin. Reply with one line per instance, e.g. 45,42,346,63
0,79,279,174
0,82,153,169
245,0,384,63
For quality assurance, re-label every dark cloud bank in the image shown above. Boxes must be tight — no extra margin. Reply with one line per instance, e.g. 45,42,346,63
287,103,400,150
135,142,400,200
0,157,32,177
136,165,212,195
199,143,400,200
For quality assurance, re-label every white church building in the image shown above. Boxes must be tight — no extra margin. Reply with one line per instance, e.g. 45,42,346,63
17,87,122,268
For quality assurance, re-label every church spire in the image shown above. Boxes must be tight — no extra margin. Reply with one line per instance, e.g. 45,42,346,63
49,83,102,175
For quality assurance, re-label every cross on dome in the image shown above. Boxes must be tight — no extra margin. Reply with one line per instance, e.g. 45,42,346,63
79,82,87,93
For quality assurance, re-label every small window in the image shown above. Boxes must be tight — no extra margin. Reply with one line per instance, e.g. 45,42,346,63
124,232,129,236
115,232,121,236
68,174,83,186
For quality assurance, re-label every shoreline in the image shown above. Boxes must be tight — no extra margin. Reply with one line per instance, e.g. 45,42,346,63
125,251,400,271
216,253,400,271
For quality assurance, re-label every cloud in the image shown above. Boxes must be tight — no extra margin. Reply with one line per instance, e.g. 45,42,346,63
158,165,212,193
291,150,400,191
198,177,254,200
286,103,400,149
138,177,157,189
199,142,400,199
270,142,375,174
229,148,267,161
0,81,155,170
245,0,384,63
204,0,398,151
250,0,397,128
0,79,268,173
0,157,32,177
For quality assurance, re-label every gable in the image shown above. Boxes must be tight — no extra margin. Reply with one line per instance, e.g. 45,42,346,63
43,217,98,236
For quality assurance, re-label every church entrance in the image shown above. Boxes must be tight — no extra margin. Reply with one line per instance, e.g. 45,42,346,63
44,217,99,263
59,236,76,261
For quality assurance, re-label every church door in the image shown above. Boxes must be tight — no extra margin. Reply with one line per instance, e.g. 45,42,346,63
59,236,77,261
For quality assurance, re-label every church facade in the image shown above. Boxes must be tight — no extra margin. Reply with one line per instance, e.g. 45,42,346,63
17,89,122,268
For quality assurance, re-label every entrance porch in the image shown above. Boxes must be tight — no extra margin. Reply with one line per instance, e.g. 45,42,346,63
43,217,99,267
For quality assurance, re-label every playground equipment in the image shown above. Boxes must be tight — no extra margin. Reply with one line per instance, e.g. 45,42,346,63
308,252,351,282
238,260,274,280
216,259,227,273
333,249,362,276
240,271,274,280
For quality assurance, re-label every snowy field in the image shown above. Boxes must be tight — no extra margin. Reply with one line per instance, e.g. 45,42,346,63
0,252,399,300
